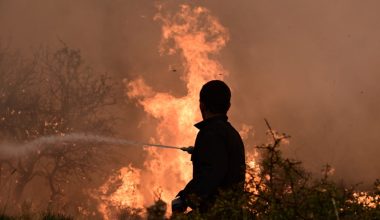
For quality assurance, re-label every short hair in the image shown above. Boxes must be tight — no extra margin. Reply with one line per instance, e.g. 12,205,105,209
200,80,231,114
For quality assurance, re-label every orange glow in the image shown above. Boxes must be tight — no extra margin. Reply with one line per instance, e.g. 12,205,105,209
96,4,230,218
96,166,144,219
353,192,379,209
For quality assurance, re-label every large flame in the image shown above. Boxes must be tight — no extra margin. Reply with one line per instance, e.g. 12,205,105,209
96,4,230,219
97,166,144,218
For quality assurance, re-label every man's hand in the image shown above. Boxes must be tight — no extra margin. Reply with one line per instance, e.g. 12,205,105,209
181,146,194,154
171,196,187,213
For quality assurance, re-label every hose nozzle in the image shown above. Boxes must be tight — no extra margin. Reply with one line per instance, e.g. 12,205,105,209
180,146,194,154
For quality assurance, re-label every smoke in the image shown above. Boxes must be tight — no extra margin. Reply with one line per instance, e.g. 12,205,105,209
0,0,379,184
0,133,182,158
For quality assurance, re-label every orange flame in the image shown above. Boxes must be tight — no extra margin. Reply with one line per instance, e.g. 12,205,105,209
97,4,230,218
96,166,144,219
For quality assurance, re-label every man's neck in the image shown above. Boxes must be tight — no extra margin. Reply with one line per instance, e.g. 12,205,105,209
203,112,226,120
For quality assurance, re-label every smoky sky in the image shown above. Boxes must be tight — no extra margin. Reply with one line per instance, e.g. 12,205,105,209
0,0,379,185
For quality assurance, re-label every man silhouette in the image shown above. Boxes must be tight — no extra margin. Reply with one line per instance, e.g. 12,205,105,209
172,80,246,214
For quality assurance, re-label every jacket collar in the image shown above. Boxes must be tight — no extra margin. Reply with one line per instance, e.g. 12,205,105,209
194,115,228,130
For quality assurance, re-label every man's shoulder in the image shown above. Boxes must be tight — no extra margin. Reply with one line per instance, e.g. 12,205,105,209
200,120,242,141
199,119,229,133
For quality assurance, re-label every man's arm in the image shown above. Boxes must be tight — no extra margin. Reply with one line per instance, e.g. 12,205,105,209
180,130,229,201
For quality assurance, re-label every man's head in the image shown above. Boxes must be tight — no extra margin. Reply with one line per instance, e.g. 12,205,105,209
199,80,231,119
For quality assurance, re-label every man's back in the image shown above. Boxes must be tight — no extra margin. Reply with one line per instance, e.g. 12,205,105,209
180,115,246,211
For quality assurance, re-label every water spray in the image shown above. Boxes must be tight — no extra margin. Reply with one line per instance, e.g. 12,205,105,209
0,133,194,158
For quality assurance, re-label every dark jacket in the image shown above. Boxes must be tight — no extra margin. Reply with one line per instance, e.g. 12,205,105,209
178,115,246,211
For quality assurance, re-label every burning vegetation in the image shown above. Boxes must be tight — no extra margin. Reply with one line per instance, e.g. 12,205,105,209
0,2,379,220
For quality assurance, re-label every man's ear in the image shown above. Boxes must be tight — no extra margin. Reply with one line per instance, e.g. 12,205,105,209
226,102,231,112
200,102,206,112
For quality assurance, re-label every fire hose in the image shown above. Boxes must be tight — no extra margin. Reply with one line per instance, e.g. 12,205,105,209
131,142,194,153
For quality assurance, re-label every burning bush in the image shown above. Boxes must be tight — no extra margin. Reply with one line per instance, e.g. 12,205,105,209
170,121,379,219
